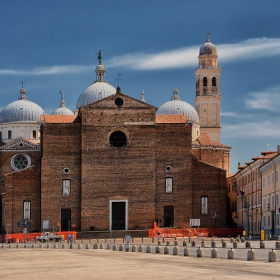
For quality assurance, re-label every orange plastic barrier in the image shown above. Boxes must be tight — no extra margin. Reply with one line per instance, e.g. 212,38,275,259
4,231,76,243
149,223,242,238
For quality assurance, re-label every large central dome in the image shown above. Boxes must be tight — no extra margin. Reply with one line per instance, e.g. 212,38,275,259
0,88,44,123
76,52,116,109
157,89,199,123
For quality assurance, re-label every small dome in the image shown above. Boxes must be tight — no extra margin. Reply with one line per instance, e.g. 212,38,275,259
0,88,44,123
157,89,199,123
76,53,116,109
199,34,217,56
52,91,74,115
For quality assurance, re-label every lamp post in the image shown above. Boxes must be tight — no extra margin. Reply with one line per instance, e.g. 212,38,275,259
267,203,275,237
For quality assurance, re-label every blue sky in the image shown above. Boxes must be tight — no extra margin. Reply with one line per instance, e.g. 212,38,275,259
1,0,280,173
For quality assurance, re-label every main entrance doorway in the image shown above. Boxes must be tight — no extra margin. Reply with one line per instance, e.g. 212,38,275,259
61,208,71,231
164,206,174,227
111,202,126,230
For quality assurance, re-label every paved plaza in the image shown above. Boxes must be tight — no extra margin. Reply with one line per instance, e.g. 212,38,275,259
0,238,280,280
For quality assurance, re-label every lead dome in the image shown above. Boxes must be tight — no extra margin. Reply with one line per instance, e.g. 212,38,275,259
0,88,44,123
76,52,115,109
156,89,199,123
199,34,217,56
52,91,74,115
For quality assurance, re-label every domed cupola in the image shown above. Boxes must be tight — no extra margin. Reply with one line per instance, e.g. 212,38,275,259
52,91,74,115
76,50,116,109
0,87,45,123
157,89,199,123
199,33,217,56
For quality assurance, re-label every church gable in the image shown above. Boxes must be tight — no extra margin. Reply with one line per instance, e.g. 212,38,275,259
79,88,157,126
0,137,40,151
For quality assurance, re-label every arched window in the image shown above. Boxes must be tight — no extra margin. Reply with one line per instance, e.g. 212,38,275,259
212,77,216,87
203,77,207,87
201,196,208,214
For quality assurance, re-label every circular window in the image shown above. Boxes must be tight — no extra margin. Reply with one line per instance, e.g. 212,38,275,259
11,154,31,171
63,168,70,174
115,98,123,107
166,165,172,172
109,131,127,148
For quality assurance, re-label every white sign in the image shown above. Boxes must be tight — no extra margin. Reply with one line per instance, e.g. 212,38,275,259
190,219,200,227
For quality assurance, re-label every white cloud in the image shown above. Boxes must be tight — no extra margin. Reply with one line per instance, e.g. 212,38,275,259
0,65,94,76
221,111,240,118
0,37,280,75
222,120,280,139
245,86,280,112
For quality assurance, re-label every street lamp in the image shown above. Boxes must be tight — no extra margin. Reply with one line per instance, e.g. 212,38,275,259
267,203,275,237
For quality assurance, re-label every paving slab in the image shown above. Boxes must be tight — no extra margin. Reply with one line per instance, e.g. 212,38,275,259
0,248,280,280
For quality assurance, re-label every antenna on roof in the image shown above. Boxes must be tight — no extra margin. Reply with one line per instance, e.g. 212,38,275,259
116,72,122,87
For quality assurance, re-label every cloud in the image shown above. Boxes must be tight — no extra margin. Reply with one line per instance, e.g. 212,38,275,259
0,65,94,76
222,120,280,139
0,37,280,75
221,111,240,118
244,86,280,112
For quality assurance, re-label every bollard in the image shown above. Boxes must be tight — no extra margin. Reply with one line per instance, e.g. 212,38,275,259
260,241,266,249
247,248,256,261
24,244,27,248
245,241,251,248
233,241,238,248
173,246,179,255
78,244,82,249
222,241,227,248
124,243,130,252
230,237,234,243
158,240,162,246
113,244,117,251
62,244,65,249
70,244,73,249
100,243,104,249
275,241,280,249
138,245,143,252
93,243,98,249
268,249,277,262
197,247,203,258
236,237,240,243
39,243,43,248
162,238,165,243
53,243,57,249
201,240,206,248
107,243,111,250
228,248,235,259
241,237,245,243
221,238,224,243
146,245,151,253
184,247,190,256
211,241,216,248
174,240,178,246
156,245,161,253
8,244,12,249
119,244,124,251
191,240,196,247
183,240,187,246
164,246,170,254
211,248,218,258
132,245,136,252
86,243,89,249
16,244,20,248
166,240,170,246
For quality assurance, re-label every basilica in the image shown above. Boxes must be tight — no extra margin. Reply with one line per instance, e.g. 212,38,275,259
0,35,231,234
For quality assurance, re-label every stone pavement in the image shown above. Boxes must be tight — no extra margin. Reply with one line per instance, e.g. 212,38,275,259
0,245,280,280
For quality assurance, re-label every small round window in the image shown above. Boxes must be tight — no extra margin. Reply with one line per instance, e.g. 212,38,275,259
11,154,31,171
63,168,70,174
115,97,123,107
109,131,127,148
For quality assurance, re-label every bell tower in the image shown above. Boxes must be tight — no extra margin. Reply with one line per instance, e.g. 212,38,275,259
194,34,221,142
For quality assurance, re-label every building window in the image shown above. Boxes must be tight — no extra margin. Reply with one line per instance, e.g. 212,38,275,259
165,177,172,193
23,201,31,220
11,154,31,171
268,174,270,186
276,193,279,206
201,196,208,215
33,130,37,139
263,177,266,188
109,131,127,148
276,170,279,182
8,130,11,139
263,197,266,210
203,77,207,86
272,172,275,184
272,194,275,207
63,179,71,196
276,214,280,226
268,214,271,226
212,77,216,87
